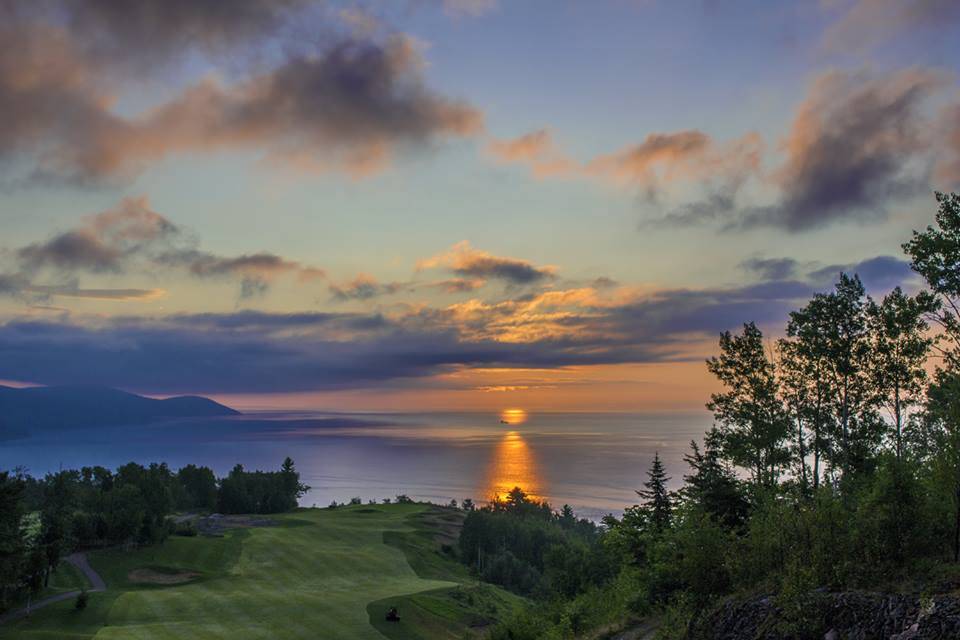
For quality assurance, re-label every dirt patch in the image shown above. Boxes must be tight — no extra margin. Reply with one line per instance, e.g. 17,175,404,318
128,568,201,585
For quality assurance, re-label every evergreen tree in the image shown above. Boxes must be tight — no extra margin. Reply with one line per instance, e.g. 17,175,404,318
637,452,671,531
682,428,749,529
0,471,26,609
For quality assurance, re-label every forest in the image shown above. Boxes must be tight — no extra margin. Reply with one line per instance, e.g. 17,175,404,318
467,192,960,638
0,458,307,610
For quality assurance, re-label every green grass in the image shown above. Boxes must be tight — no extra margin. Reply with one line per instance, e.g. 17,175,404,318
369,506,526,640
0,504,521,639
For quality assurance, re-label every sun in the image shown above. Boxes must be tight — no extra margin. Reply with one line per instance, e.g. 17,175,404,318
499,408,528,425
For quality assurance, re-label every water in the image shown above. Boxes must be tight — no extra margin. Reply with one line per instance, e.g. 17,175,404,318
1,410,712,520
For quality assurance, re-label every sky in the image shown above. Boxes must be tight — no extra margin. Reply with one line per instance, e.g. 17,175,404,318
0,0,958,412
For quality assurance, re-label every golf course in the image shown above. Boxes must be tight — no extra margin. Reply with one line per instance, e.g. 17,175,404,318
0,503,523,639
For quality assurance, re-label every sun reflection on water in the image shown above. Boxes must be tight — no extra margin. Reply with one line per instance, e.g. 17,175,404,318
484,429,542,502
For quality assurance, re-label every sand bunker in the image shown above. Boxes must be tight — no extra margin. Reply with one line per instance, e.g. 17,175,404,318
128,568,201,585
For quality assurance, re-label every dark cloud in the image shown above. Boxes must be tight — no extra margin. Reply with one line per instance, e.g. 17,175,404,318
424,278,486,294
742,69,944,231
740,257,799,281
645,70,952,233
0,279,814,394
418,241,555,285
807,255,915,292
58,0,311,65
16,197,180,273
328,275,408,301
5,198,326,299
0,11,483,185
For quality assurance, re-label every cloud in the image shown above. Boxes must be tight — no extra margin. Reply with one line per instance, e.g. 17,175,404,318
737,253,916,294
0,277,813,393
328,274,408,301
806,255,915,291
11,0,313,69
0,272,164,303
740,257,799,281
418,241,556,285
23,284,165,301
6,197,326,299
586,130,763,195
821,0,960,54
16,197,178,273
740,69,945,231
652,69,949,232
424,278,486,294
0,17,483,184
487,129,577,178
936,103,960,186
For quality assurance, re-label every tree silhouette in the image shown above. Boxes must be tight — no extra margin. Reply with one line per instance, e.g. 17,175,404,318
637,452,671,531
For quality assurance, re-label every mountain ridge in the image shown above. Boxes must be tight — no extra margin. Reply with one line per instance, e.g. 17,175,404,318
0,385,239,440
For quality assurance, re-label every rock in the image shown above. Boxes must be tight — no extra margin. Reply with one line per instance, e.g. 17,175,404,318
689,592,960,640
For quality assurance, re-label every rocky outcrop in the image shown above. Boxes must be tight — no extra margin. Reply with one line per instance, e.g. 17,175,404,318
688,591,960,640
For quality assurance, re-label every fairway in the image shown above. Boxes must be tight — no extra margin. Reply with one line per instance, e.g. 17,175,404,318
0,504,504,640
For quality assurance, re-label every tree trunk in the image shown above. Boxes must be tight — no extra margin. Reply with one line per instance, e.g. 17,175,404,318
894,381,902,461
797,415,808,493
955,479,960,563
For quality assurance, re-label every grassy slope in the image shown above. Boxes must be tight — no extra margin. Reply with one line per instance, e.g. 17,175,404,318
0,504,521,640
367,507,526,640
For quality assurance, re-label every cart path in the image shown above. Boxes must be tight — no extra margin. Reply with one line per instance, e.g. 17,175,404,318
0,552,106,625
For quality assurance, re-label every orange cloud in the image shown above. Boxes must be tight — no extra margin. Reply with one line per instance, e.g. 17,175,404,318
418,241,556,285
487,129,577,178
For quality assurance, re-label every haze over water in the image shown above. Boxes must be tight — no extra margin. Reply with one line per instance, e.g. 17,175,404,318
2,410,710,520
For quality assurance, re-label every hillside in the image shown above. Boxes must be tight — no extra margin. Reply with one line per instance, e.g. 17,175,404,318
0,385,239,439
0,503,523,639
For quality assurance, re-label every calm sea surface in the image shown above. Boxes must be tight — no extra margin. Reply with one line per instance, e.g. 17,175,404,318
1,410,712,520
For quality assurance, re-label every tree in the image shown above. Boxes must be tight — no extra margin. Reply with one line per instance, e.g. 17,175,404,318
782,306,835,490
924,367,960,561
903,192,960,358
0,471,26,609
682,429,749,529
637,452,671,531
866,287,933,459
707,322,791,488
778,338,813,492
176,464,217,511
787,275,881,481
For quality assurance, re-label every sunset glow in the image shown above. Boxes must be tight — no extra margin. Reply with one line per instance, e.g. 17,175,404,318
499,408,529,425
0,2,954,414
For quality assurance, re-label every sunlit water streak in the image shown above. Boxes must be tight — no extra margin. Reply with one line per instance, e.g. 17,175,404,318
484,430,541,501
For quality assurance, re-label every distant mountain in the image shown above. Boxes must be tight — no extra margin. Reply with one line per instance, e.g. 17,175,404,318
0,385,240,440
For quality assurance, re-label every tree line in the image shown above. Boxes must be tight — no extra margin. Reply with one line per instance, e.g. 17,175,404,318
0,458,307,611
486,192,960,639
